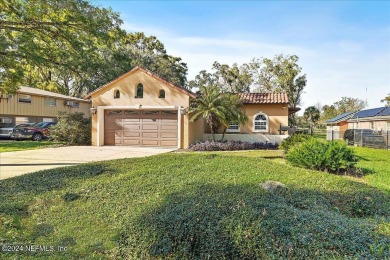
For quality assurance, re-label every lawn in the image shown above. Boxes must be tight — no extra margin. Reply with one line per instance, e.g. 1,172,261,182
0,147,389,259
0,141,63,153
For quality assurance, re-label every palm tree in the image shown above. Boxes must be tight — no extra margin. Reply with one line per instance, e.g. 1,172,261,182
304,106,320,135
189,85,247,141
219,94,247,141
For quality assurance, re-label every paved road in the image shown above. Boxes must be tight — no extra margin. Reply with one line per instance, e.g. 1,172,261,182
0,146,174,180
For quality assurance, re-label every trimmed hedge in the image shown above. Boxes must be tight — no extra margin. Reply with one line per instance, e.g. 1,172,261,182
188,140,278,151
286,139,358,173
279,134,313,153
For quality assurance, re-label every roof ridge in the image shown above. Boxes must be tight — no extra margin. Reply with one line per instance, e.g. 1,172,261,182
84,66,196,99
18,86,87,101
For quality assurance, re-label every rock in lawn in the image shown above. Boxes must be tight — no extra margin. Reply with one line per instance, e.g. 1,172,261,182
260,181,288,191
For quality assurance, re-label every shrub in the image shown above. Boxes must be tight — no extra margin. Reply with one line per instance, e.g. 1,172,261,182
187,140,278,151
50,112,91,145
285,139,358,173
279,134,312,153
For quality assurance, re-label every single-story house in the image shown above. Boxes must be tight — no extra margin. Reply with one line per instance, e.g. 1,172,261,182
347,107,390,132
84,67,292,148
0,86,91,128
325,111,355,140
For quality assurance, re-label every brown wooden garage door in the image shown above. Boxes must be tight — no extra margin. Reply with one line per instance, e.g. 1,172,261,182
104,110,178,147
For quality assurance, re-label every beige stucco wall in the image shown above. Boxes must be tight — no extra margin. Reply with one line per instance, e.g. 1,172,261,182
90,69,192,147
0,94,90,119
239,104,289,135
91,70,190,107
187,115,205,146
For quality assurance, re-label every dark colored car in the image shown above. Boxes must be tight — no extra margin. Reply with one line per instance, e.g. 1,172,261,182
11,122,57,141
343,129,375,145
0,123,35,138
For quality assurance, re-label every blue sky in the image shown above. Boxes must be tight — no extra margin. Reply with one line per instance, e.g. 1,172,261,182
92,0,390,110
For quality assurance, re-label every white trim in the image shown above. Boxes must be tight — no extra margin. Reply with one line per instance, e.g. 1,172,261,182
96,105,181,147
97,106,105,146
253,112,269,133
177,107,182,149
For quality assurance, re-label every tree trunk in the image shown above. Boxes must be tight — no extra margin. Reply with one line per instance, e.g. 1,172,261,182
220,128,226,141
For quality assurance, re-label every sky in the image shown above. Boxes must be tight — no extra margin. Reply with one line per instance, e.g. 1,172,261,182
92,0,390,111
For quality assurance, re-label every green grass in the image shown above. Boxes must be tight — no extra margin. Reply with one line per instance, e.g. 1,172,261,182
0,141,63,153
0,148,389,259
354,146,390,193
312,130,327,139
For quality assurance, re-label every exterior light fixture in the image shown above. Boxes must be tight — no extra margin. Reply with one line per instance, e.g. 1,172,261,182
90,107,97,115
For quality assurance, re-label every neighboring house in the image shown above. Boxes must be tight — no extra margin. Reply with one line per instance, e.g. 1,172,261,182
325,111,355,140
347,107,390,132
0,86,91,128
85,67,291,148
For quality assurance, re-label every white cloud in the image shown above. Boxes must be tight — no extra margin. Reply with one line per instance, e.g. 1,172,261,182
121,22,390,110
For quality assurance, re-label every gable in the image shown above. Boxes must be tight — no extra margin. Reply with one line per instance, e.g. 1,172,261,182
85,67,195,99
89,68,192,107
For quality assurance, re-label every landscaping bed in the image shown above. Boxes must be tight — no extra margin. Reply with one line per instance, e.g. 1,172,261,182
188,140,278,151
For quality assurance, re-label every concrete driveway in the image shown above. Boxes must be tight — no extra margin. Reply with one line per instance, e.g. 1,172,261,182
0,146,174,180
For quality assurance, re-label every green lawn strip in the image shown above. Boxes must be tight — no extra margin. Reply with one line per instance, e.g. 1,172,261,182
353,147,390,193
0,141,64,153
0,152,389,259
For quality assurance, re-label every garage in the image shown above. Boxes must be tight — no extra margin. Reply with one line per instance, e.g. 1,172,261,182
104,109,178,147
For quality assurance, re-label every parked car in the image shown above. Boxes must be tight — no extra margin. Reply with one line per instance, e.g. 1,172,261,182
343,129,375,145
11,122,57,141
0,123,35,138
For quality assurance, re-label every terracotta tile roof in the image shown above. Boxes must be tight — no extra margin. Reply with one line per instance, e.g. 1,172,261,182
84,66,196,99
238,92,289,104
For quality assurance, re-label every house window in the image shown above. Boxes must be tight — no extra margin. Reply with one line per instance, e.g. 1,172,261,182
45,98,56,107
114,89,120,99
253,113,268,132
159,89,165,98
370,122,374,129
18,94,31,103
135,83,143,98
64,101,80,108
0,117,12,124
227,122,240,132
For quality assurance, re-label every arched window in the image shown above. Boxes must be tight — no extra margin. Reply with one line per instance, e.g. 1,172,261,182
135,83,143,98
114,89,120,99
253,113,268,132
159,89,165,98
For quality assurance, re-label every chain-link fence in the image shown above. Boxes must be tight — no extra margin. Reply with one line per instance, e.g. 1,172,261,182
325,129,390,150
